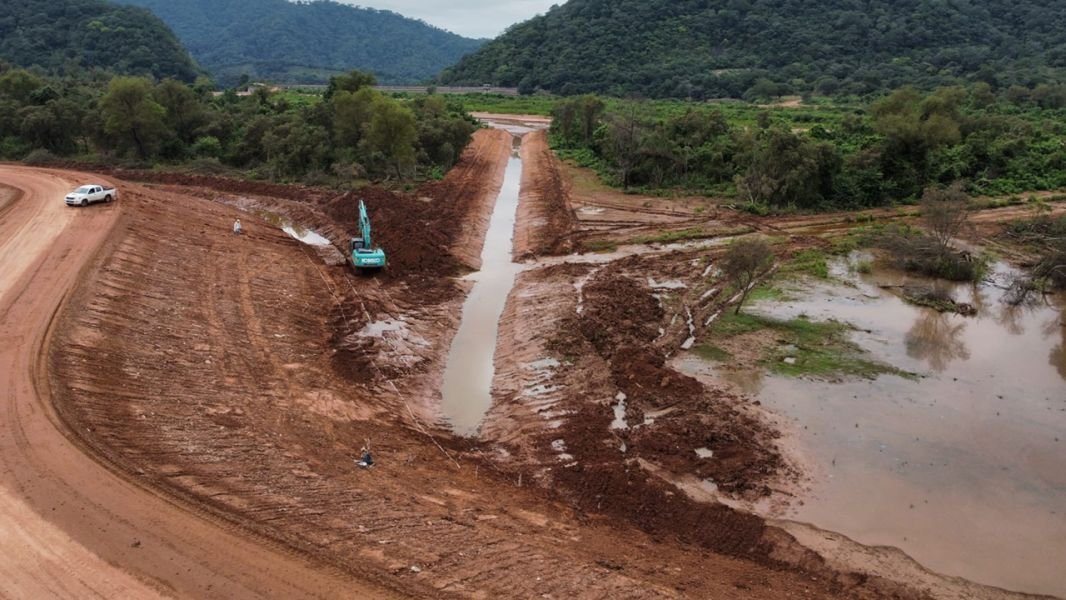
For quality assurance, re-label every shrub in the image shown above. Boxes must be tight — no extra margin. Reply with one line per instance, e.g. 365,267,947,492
191,136,222,158
22,148,58,165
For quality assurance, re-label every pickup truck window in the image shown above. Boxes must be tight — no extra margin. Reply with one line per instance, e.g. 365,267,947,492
75,186,93,193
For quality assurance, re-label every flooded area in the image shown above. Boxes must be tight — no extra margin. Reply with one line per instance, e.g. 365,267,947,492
440,142,525,436
679,257,1066,597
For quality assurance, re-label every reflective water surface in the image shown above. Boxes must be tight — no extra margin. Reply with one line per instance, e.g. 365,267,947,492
681,258,1066,596
440,148,525,436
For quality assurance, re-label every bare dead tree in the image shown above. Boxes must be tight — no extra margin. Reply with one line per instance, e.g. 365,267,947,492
921,181,972,257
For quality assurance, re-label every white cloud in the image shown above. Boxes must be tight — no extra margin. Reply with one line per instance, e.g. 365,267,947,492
339,0,559,39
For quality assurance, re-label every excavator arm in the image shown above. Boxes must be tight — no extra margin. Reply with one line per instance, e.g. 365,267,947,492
359,200,373,249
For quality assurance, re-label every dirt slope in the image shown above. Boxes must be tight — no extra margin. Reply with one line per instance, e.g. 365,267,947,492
34,141,899,597
0,166,377,599
514,130,575,258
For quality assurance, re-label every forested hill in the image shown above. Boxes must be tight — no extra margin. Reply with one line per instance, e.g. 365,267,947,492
0,0,199,81
439,0,1066,99
120,0,483,85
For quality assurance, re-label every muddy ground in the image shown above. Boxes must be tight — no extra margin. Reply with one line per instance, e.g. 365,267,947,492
35,122,1065,598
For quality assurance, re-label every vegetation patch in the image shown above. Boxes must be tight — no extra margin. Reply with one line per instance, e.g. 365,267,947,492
632,227,708,245
693,343,732,362
708,312,911,380
900,286,977,316
868,183,989,282
1002,214,1066,247
780,250,830,279
580,239,618,253
747,286,791,303
534,84,1066,213
999,215,1066,294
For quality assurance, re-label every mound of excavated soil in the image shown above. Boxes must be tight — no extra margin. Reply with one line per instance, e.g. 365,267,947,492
516,130,575,257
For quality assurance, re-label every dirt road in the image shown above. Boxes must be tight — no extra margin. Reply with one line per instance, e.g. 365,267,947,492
0,166,392,599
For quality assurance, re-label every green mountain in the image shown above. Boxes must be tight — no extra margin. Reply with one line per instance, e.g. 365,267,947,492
0,0,200,81
439,0,1066,98
119,0,483,85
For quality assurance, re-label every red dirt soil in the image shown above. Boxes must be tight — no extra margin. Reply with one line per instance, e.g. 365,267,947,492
0,166,383,599
9,118,1051,598
36,170,893,598
515,130,576,258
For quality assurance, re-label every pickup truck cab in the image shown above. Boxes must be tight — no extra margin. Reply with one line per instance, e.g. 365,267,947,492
65,184,116,207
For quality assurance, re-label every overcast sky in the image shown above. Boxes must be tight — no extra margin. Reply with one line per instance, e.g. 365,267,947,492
341,1,559,39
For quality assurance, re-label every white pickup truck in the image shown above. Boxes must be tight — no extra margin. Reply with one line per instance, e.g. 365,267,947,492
65,184,116,207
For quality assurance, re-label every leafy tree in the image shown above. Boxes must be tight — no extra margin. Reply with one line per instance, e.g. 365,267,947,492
0,70,45,103
153,79,208,146
601,104,648,189
367,97,417,178
921,181,972,258
871,87,963,197
261,115,331,178
736,127,839,209
576,95,606,145
722,239,775,315
191,135,222,158
332,87,378,148
18,98,83,154
550,99,580,145
415,96,475,169
325,70,377,100
100,77,168,159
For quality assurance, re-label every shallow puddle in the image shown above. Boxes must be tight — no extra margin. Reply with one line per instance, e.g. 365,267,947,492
440,143,525,436
255,209,332,246
681,259,1066,596
474,116,550,136
282,224,331,246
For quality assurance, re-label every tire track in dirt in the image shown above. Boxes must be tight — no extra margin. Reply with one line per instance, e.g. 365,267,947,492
44,184,691,599
38,143,904,597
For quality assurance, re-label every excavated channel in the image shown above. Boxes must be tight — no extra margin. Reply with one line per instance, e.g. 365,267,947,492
441,136,526,436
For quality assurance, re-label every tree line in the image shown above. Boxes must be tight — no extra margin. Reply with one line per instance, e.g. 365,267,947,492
441,0,1066,100
550,87,1066,210
0,0,199,83
0,67,477,183
120,0,483,86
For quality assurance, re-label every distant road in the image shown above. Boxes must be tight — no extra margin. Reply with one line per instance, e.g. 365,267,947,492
281,84,520,96
376,85,520,95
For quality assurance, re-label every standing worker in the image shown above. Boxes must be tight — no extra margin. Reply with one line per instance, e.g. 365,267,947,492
233,218,242,235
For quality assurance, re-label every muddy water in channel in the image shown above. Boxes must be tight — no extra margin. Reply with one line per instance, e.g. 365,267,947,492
680,259,1066,597
440,139,525,436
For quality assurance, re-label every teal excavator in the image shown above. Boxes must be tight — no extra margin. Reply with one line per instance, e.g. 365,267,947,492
350,200,386,271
